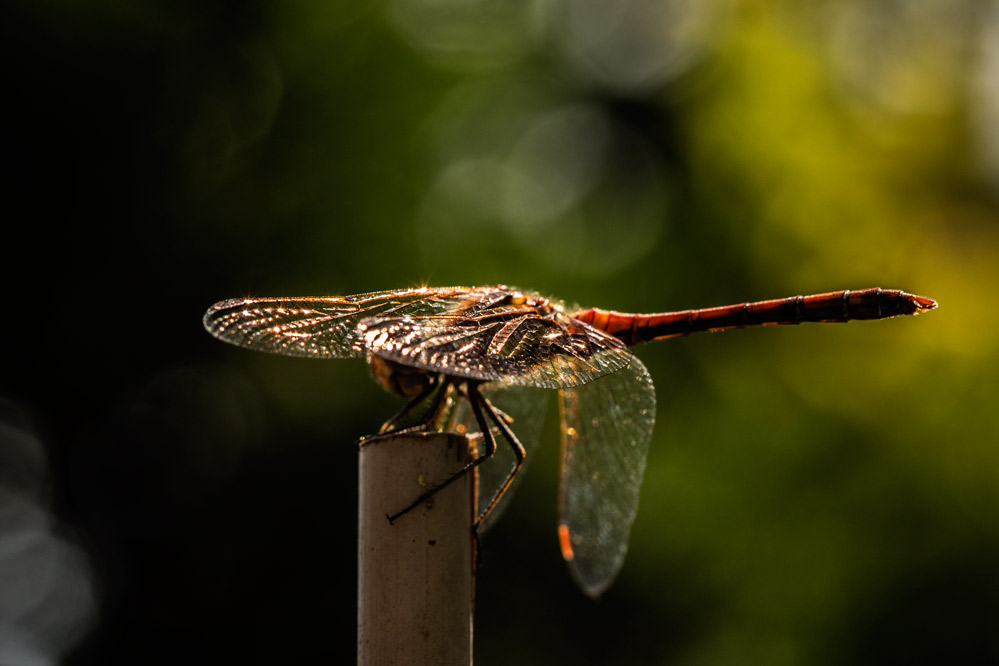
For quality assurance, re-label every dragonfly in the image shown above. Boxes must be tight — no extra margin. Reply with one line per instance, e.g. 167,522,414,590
203,285,936,597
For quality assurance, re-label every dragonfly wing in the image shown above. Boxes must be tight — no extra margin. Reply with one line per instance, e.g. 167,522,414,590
360,312,635,389
557,356,656,598
202,287,481,359
448,385,549,533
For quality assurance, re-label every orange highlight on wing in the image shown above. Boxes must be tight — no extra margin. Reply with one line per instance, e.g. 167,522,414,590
558,523,575,561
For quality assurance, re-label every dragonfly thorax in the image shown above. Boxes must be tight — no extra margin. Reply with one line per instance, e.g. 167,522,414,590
368,354,435,399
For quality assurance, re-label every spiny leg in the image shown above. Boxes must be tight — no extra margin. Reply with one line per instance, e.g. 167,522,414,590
386,381,498,523
358,377,450,446
471,384,527,528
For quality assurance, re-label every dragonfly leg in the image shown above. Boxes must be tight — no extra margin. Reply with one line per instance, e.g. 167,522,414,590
470,386,526,529
487,403,515,427
386,382,499,524
358,378,451,447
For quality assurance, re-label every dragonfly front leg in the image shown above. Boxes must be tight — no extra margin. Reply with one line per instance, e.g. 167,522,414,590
358,378,452,447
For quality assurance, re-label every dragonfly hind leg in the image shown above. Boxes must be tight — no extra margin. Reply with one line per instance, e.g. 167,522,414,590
468,385,526,529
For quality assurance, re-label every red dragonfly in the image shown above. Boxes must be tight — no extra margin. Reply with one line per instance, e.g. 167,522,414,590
203,285,936,596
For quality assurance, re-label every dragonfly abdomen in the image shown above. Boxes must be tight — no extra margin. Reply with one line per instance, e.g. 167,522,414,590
574,288,937,346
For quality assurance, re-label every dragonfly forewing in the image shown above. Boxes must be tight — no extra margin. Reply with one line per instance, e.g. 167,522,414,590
202,287,485,359
558,356,656,598
358,312,634,388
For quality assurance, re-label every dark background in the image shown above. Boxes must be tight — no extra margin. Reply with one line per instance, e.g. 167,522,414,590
2,1,997,664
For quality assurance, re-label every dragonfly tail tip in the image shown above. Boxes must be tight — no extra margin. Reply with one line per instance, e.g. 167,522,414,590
910,294,938,312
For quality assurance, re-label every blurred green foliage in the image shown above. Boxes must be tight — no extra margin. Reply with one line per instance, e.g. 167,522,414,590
3,0,997,664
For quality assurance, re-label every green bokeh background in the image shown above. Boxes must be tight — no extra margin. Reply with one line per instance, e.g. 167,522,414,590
3,0,997,664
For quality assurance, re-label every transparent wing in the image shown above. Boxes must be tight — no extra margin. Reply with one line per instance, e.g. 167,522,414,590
202,287,489,359
557,356,656,598
360,311,633,389
448,385,549,532
205,285,633,389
